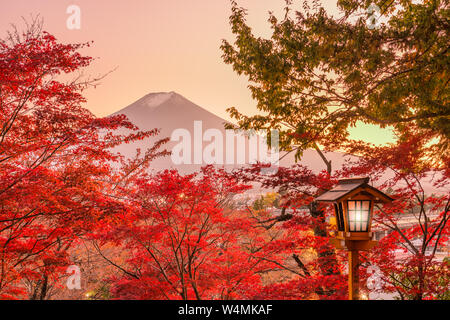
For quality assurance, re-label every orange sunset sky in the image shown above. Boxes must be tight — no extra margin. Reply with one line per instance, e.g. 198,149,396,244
1,0,395,145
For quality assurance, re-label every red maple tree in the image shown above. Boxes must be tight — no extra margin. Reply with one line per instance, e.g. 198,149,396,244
93,166,298,299
230,163,348,299
229,127,449,300
0,21,167,299
339,129,449,300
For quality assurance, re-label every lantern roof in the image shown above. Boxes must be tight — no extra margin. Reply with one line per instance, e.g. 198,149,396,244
315,177,393,203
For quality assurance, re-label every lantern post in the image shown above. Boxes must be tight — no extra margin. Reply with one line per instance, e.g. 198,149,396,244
315,177,393,300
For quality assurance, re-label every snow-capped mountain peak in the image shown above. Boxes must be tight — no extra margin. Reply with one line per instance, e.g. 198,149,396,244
137,91,176,109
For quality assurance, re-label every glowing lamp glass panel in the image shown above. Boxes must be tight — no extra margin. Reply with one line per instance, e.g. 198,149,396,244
347,200,371,232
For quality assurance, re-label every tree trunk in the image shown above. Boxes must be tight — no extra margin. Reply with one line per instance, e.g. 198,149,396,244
310,199,340,298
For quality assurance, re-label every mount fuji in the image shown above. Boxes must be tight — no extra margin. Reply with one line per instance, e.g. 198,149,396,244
110,91,345,174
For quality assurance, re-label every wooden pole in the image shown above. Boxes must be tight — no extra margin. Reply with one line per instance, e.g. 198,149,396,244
348,249,359,300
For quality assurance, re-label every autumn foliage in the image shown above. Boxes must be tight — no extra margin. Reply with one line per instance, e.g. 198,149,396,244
94,167,301,299
0,15,448,301
339,130,449,299
0,22,167,299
